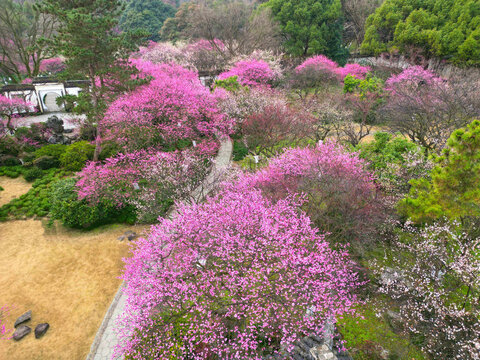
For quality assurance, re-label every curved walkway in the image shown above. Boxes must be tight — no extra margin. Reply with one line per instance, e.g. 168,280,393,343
86,137,233,360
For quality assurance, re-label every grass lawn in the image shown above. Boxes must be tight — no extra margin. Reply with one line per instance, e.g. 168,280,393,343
0,177,146,360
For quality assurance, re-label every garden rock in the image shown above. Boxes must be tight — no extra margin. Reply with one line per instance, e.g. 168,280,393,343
14,310,32,327
12,325,31,341
117,235,126,241
45,115,64,134
34,323,50,338
123,230,138,241
63,128,74,134
48,134,71,145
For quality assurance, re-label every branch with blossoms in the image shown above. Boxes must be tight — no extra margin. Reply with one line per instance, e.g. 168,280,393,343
372,221,480,360
76,140,219,223
116,187,362,359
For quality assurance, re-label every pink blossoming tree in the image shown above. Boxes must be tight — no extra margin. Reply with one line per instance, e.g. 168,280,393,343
0,95,32,134
102,62,232,151
383,66,480,151
238,141,383,246
76,141,218,222
117,187,360,359
218,59,278,87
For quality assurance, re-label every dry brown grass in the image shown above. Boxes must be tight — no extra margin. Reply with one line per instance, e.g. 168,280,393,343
0,220,147,360
0,177,31,207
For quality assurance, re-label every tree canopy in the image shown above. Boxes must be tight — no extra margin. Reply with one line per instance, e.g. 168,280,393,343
262,0,348,63
119,0,176,42
361,0,480,66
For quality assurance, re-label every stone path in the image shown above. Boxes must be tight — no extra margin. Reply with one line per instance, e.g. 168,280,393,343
86,137,233,360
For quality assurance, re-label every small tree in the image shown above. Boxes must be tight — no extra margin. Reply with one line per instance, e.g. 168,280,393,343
382,67,480,152
76,143,217,223
373,221,480,360
0,95,32,134
241,104,312,157
339,74,383,146
399,120,480,226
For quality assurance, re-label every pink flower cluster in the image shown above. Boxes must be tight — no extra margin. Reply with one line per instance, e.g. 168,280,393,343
218,59,278,87
0,95,33,133
240,140,375,200
117,187,360,359
76,141,219,221
102,62,233,151
38,57,65,75
385,66,443,92
185,39,225,53
295,55,371,80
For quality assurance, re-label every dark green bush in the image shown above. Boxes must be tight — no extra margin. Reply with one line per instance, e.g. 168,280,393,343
50,178,136,229
33,155,61,170
79,123,97,141
60,141,95,171
23,167,44,182
0,136,20,156
0,155,21,166
232,140,248,161
0,165,22,178
34,144,67,160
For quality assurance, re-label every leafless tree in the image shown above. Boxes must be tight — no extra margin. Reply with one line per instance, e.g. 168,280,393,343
0,0,56,81
342,0,383,47
184,1,281,59
383,77,480,152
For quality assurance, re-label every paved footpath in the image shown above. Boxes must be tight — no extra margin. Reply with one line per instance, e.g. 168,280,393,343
86,137,233,360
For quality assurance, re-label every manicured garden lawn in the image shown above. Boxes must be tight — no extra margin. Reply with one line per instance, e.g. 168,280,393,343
0,217,145,360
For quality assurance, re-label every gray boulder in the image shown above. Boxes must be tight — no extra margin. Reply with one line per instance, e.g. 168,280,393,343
34,323,50,339
14,310,32,327
12,325,31,341
45,115,64,134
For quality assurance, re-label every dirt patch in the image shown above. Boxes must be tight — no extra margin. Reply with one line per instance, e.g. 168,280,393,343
0,177,31,207
0,220,147,360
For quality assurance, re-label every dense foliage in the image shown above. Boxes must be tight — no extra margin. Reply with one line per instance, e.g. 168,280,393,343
103,62,231,151
263,0,348,63
361,0,480,66
119,0,176,42
400,120,480,224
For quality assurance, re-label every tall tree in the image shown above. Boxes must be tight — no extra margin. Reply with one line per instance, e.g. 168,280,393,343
164,1,281,58
119,0,176,42
36,0,147,160
0,0,56,82
262,0,348,63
